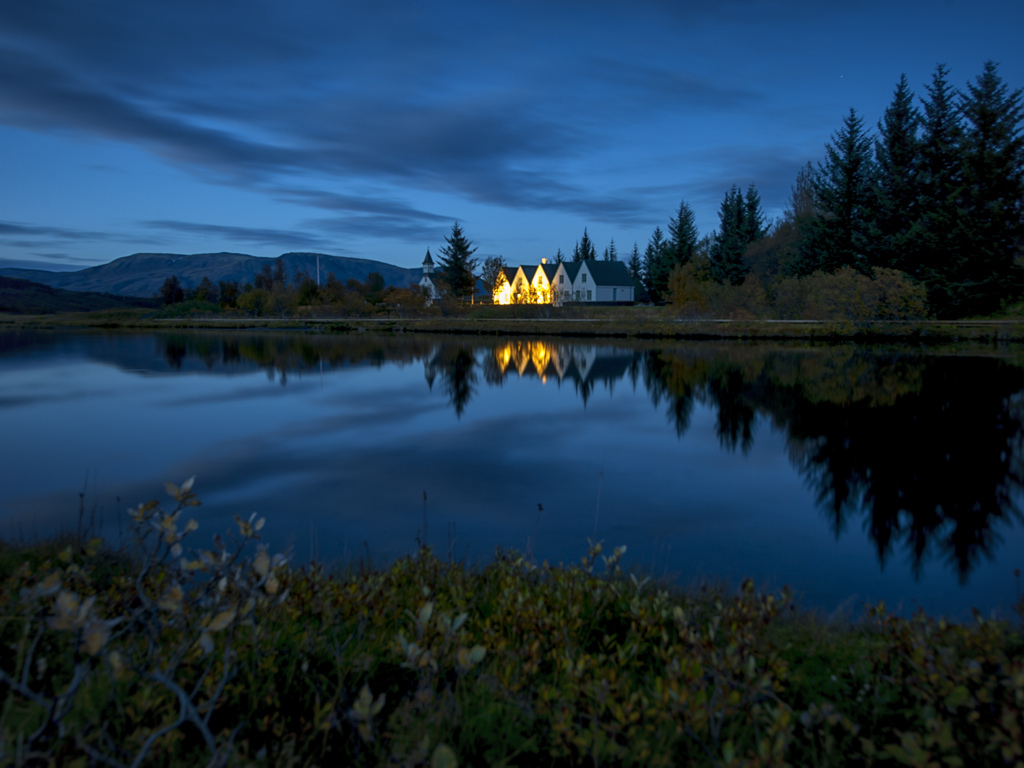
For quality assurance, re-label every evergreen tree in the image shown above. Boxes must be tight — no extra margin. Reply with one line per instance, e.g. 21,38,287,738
575,227,597,261
742,186,767,243
627,243,643,283
554,248,565,264
665,199,700,273
605,238,619,261
871,74,922,274
955,60,1024,315
643,226,668,300
804,108,876,275
710,185,750,285
917,63,966,315
437,222,479,301
159,275,184,305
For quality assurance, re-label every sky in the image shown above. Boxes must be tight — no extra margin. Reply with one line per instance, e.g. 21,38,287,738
1,0,1023,273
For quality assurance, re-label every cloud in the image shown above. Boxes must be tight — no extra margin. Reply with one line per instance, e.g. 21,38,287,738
139,220,337,251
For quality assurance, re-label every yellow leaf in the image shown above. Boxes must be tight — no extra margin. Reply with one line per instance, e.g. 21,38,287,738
165,481,180,499
253,548,270,578
207,608,236,632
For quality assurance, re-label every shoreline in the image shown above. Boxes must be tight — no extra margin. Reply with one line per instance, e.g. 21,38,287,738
6,308,1024,342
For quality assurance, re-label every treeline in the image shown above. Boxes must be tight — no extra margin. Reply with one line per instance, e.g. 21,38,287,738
620,61,1023,320
157,260,429,317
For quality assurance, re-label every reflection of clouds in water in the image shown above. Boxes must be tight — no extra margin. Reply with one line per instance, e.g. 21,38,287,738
3,331,1024,617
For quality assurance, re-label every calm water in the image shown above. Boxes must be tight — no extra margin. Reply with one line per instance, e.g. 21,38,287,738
1,330,1022,619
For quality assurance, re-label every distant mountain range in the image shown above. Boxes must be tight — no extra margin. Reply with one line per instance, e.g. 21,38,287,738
0,252,423,298
0,276,160,314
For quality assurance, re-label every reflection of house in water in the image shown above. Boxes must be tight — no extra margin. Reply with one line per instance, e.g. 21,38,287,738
490,341,637,404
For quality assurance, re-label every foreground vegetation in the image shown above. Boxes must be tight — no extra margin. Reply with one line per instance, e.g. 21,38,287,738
1,482,1022,767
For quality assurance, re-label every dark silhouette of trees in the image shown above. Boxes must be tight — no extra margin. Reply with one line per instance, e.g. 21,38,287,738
437,222,479,301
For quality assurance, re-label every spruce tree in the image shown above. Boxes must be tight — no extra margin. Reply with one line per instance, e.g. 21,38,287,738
917,64,966,315
743,185,767,243
605,238,619,261
554,248,565,264
710,185,750,285
576,227,597,261
627,243,643,283
643,226,668,301
955,60,1024,315
806,108,876,275
437,222,479,301
666,199,700,273
871,74,922,274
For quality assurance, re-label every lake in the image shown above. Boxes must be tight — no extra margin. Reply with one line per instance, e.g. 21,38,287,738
1,329,1022,619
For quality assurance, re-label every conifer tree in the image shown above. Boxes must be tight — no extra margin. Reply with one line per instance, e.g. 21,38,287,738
627,243,643,283
643,226,668,300
575,228,597,261
666,199,700,273
710,185,751,285
871,74,922,274
955,60,1024,315
437,222,479,301
804,109,876,275
554,248,565,264
604,238,619,261
917,64,966,315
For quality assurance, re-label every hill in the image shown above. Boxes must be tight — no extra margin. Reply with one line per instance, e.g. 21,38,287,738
0,252,422,298
0,276,160,314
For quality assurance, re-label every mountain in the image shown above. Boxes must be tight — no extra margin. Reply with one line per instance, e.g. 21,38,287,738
0,252,423,298
0,276,160,314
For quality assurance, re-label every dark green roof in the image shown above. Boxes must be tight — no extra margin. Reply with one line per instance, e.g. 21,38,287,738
582,260,633,286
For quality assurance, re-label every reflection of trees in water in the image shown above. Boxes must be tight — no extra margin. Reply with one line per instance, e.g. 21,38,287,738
425,344,478,418
641,346,1024,582
154,333,439,382
147,332,1024,582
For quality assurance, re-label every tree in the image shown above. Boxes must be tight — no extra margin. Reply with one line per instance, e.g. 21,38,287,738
481,255,506,297
665,199,700,273
803,108,876,275
554,248,565,264
917,63,966,314
643,226,669,300
627,242,643,283
871,74,922,274
954,60,1024,315
437,222,479,301
575,227,597,261
160,275,184,305
603,238,618,261
710,185,750,285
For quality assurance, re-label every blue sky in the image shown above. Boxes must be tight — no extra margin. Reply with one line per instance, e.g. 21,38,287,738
1,0,1022,272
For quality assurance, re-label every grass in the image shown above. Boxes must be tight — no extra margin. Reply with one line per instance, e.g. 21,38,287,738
1,482,1023,767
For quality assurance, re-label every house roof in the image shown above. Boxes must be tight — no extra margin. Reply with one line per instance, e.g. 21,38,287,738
559,262,583,281
582,260,633,286
520,265,539,282
501,266,518,283
540,263,558,281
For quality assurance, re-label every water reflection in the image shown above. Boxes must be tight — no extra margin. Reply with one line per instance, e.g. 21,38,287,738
3,331,1021,590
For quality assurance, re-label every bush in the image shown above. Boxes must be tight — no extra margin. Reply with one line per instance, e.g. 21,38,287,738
2,483,1019,766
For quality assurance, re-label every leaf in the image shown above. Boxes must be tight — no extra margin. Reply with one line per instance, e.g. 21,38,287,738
418,602,434,627
181,476,195,494
430,744,458,768
254,547,270,578
165,481,180,499
207,608,237,632
468,644,487,664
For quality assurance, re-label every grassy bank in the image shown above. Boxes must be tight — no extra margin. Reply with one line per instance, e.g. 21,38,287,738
7,305,1024,343
2,483,1022,767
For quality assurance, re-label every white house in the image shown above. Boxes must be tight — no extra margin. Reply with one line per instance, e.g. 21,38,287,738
551,260,634,305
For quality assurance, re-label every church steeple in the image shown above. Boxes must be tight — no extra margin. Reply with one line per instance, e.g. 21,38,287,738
422,248,435,275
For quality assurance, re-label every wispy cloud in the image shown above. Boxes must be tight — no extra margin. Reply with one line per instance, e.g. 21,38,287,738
139,220,337,251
